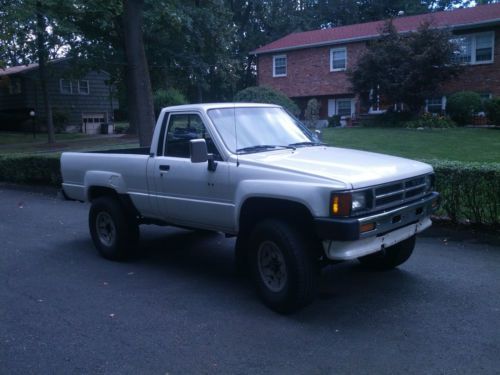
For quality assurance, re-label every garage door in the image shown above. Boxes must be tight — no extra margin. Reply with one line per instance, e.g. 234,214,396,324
82,113,106,135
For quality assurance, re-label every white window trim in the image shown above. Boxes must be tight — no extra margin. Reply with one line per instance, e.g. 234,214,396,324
78,80,90,95
330,47,347,72
425,96,446,113
272,54,287,77
453,31,495,65
59,78,72,94
336,98,354,117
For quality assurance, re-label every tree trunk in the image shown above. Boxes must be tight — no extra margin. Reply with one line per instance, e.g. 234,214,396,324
36,1,55,144
122,0,155,147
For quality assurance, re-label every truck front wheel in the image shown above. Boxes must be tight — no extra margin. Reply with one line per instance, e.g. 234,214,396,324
357,235,416,270
250,219,320,313
89,197,139,261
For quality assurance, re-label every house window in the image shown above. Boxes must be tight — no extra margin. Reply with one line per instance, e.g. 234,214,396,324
337,99,352,117
273,55,287,77
426,97,444,114
330,48,347,71
8,79,22,95
78,80,89,95
479,92,492,102
60,79,72,94
452,32,494,64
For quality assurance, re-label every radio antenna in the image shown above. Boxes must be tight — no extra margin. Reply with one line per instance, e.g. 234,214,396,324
234,102,239,167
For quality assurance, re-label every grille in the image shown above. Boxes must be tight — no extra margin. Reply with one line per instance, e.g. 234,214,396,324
373,176,428,210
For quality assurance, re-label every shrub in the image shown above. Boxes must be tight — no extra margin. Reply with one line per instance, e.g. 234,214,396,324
404,113,456,129
446,91,482,126
0,155,61,186
234,86,300,116
424,160,500,225
153,87,187,113
304,98,320,128
484,97,500,125
328,115,341,127
361,110,415,127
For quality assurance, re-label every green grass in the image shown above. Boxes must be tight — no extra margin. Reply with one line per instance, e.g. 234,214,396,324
0,131,86,145
0,131,139,156
322,127,500,163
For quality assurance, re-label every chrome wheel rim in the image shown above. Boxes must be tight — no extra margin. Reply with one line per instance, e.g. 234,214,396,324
257,241,287,293
96,212,116,247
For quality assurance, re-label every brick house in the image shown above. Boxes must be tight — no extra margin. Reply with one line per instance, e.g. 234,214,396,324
0,58,118,134
253,3,500,120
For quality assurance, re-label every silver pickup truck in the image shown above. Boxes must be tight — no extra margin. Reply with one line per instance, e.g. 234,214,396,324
61,103,439,313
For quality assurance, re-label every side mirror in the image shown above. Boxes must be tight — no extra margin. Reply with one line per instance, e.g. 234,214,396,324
190,139,208,163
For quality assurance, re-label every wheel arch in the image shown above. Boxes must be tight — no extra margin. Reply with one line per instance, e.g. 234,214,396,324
238,197,315,236
87,186,139,218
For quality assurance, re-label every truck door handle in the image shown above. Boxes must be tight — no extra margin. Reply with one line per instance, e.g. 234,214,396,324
159,165,170,171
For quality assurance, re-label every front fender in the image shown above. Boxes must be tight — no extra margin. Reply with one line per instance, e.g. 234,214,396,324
234,179,338,230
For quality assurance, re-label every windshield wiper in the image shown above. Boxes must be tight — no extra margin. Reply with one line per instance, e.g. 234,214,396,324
236,145,296,154
288,141,325,147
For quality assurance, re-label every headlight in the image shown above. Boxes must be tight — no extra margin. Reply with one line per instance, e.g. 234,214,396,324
425,174,435,192
351,191,368,212
331,190,371,217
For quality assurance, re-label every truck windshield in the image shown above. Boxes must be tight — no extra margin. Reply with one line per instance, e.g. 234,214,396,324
207,107,318,154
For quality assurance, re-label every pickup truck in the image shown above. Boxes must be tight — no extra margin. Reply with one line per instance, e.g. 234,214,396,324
61,103,439,313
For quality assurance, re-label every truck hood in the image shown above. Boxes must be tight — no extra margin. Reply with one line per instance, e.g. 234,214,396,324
238,146,433,189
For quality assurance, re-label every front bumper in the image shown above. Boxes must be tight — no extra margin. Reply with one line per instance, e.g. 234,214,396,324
315,192,439,261
314,192,440,242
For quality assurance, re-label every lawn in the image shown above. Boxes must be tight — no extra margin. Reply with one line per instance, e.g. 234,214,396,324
0,131,85,145
0,131,139,156
322,127,500,163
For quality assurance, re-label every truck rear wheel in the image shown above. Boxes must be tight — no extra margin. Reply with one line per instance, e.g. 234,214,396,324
250,219,320,313
89,197,139,261
357,235,416,270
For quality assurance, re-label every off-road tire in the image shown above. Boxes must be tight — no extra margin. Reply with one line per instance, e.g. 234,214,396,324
89,196,139,261
250,219,320,314
358,235,416,270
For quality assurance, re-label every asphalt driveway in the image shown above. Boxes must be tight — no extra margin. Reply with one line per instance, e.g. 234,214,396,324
1,185,499,374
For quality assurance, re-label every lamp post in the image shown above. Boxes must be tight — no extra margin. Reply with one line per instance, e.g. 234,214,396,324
29,110,36,139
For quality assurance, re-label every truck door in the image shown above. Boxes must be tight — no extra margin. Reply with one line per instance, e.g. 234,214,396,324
153,112,233,231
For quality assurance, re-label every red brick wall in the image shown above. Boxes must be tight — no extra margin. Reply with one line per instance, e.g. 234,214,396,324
440,28,500,97
257,42,367,98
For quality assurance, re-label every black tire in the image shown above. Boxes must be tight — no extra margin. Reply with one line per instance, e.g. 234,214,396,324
358,235,416,270
88,196,139,261
250,219,320,314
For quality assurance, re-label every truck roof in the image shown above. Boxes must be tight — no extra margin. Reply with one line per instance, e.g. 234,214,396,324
161,102,280,112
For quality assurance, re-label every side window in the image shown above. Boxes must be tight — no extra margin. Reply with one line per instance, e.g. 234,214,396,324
164,114,219,158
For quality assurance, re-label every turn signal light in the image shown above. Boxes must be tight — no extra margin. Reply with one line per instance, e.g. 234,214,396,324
360,222,376,233
331,193,352,217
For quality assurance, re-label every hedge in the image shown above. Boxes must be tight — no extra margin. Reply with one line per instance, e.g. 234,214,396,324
0,155,62,186
423,160,500,226
0,155,498,226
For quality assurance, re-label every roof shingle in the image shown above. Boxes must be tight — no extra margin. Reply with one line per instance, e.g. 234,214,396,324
253,3,500,54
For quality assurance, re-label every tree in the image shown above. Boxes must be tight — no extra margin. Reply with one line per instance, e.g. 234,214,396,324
0,0,74,143
122,0,155,146
349,22,462,112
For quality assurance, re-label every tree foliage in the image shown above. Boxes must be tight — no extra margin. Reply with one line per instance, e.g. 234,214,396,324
349,22,462,112
0,0,487,139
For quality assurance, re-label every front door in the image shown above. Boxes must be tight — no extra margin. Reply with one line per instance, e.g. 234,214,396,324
152,112,233,231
